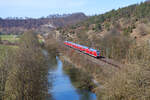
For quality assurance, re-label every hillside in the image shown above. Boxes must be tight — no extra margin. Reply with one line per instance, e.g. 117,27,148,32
0,13,87,34
58,1,150,47
56,2,150,100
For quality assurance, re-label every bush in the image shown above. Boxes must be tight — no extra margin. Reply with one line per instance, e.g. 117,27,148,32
0,37,1,43
99,29,132,61
95,23,102,32
123,25,135,37
127,42,150,63
136,23,150,36
98,61,150,100
45,37,58,66
97,43,150,100
63,61,95,91
0,46,14,100
104,22,110,31
3,31,50,100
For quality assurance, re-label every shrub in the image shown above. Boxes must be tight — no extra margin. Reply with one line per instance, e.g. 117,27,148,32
95,23,102,32
63,61,95,91
136,23,150,36
45,37,58,66
0,46,14,100
97,43,150,100
98,62,150,100
127,42,150,63
104,22,110,31
3,31,50,100
99,29,132,61
123,25,135,37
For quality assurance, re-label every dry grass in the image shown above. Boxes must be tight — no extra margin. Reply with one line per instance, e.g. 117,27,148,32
97,42,150,100
136,23,150,36
98,62,150,100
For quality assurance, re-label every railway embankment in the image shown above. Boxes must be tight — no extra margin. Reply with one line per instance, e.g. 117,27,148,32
57,42,120,92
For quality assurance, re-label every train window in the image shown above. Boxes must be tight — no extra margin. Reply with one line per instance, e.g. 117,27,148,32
97,51,100,55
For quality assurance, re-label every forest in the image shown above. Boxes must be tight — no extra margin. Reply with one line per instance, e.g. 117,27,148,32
0,13,87,35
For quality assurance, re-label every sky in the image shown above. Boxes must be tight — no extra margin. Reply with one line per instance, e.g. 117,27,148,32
0,0,146,18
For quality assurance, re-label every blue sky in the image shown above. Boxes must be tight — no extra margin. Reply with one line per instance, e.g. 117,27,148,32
0,0,146,18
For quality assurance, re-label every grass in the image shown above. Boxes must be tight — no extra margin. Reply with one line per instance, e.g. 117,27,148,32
0,44,18,49
0,35,19,42
0,45,18,59
0,34,45,44
39,39,44,43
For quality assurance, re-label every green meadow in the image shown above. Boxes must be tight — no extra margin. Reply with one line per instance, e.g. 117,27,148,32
0,35,19,42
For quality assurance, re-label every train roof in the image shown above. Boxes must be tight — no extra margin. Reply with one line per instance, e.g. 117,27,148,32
89,48,98,52
82,46,88,49
75,44,86,48
65,41,100,52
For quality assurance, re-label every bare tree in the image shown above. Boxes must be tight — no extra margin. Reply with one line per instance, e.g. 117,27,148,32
4,31,50,100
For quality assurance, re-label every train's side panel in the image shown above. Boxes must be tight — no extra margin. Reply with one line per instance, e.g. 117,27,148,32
64,41,100,58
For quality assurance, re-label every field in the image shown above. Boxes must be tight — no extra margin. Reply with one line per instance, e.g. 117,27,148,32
0,35,19,59
0,34,44,44
0,45,18,58
0,35,19,42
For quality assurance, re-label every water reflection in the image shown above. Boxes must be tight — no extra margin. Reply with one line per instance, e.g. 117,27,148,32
49,57,97,100
77,90,97,100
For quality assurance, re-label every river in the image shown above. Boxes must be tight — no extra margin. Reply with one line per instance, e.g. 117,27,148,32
48,57,97,100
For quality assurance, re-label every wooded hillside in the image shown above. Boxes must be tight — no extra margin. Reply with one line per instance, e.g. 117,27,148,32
0,13,87,34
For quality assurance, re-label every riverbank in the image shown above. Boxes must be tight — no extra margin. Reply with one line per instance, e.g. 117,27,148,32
59,55,100,92
62,59,96,91
56,43,119,98
45,38,97,100
48,56,97,100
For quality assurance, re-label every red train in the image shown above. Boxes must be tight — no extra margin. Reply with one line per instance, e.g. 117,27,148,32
64,41,100,58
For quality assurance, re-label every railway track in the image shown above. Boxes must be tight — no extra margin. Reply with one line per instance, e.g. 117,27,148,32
70,48,122,68
69,47,122,68
98,57,121,69
58,41,122,69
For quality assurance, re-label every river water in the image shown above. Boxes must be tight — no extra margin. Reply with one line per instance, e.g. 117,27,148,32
48,57,97,100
